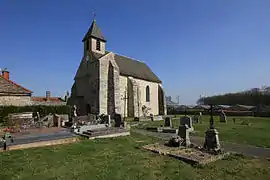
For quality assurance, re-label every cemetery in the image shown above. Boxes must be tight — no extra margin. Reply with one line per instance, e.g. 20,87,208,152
0,101,268,180
0,104,269,180
142,105,230,166
135,112,270,148
0,106,130,151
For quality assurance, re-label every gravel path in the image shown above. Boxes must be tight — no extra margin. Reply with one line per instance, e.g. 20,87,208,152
132,129,270,158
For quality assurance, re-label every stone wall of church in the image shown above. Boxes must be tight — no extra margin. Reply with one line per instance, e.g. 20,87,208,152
119,76,160,117
71,55,100,115
85,60,100,114
134,78,159,116
119,75,128,116
99,53,120,115
91,38,106,55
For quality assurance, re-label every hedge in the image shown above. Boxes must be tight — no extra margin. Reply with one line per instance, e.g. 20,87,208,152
0,105,71,124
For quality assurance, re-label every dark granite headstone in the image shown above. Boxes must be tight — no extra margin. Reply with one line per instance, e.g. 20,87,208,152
114,114,122,127
164,117,172,127
180,115,194,131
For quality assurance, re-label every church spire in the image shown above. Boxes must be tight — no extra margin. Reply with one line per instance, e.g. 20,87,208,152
82,16,106,42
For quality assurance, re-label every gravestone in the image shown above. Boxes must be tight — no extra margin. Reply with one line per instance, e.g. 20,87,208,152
192,115,199,124
178,125,191,147
153,116,163,121
164,117,172,127
114,113,122,127
219,111,227,123
180,115,194,132
199,112,203,123
203,128,221,152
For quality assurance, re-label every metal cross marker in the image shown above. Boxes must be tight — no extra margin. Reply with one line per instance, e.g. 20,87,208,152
209,104,214,129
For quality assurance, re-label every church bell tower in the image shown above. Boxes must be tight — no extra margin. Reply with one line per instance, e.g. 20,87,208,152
82,18,106,55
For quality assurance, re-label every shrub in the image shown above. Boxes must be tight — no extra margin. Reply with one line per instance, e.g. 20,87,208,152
0,105,71,124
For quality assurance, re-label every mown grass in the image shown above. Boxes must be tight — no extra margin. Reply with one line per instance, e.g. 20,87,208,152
0,132,269,180
134,115,270,148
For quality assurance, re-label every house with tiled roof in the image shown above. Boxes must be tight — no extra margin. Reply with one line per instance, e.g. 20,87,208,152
69,19,166,117
31,91,66,106
0,69,33,106
0,69,66,106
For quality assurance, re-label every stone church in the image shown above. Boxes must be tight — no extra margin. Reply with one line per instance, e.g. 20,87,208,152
68,19,166,117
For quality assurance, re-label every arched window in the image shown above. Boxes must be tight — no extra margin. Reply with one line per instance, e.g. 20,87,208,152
146,86,150,102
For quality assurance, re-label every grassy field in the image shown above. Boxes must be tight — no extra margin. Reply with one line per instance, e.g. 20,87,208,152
0,133,270,180
133,115,270,148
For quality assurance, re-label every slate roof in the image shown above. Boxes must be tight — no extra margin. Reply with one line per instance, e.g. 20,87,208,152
0,76,32,95
82,20,106,42
75,51,161,83
114,53,162,83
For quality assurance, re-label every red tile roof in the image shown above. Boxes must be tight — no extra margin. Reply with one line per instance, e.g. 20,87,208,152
0,75,32,94
31,97,64,102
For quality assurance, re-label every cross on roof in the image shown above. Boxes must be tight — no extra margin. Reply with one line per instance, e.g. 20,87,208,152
93,12,96,21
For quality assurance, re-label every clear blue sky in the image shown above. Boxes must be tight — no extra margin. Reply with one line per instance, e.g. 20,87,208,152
1,0,270,104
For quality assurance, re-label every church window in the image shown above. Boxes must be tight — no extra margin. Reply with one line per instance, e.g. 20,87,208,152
96,39,101,51
86,40,89,50
146,86,150,102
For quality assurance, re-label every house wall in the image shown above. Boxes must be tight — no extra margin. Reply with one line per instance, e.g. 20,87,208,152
0,95,32,106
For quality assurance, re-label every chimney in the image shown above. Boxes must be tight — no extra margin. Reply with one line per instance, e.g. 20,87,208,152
2,68,10,80
46,91,51,99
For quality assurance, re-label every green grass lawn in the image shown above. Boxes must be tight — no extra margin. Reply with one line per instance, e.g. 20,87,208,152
0,133,269,180
134,115,270,148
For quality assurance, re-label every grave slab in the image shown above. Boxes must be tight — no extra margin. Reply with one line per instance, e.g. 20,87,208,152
143,143,230,165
